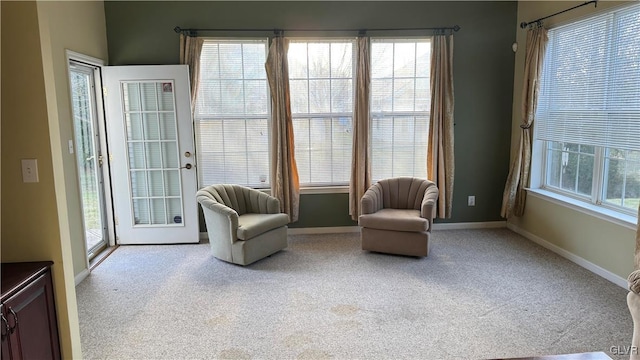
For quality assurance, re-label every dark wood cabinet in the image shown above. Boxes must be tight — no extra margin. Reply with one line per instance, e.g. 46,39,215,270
1,262,61,360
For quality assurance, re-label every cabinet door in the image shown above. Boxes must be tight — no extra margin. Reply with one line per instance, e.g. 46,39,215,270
1,304,11,360
4,272,60,360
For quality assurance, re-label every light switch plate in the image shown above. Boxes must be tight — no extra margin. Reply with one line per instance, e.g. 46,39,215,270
21,159,39,183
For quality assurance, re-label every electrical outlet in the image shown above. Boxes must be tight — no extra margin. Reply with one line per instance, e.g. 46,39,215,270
468,195,476,206
21,159,39,183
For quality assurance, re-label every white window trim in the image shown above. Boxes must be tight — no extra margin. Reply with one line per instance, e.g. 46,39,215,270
300,185,349,194
251,186,349,195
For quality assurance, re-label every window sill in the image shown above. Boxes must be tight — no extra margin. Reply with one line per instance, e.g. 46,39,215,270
526,188,638,230
256,186,349,195
300,186,349,194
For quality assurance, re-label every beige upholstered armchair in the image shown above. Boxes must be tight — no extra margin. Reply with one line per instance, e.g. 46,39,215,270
196,184,289,266
359,177,439,257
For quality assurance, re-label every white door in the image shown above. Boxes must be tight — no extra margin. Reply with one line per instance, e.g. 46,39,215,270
104,65,198,244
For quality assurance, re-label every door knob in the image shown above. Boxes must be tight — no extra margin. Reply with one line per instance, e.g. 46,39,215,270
181,163,192,170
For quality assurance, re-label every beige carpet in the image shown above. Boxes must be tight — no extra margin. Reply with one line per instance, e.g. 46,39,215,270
77,229,632,359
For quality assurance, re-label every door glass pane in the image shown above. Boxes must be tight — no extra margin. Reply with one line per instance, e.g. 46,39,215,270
157,82,175,111
144,114,160,140
70,64,108,257
162,142,179,168
166,198,182,224
124,83,141,111
150,199,166,224
164,170,180,197
126,113,143,140
133,199,150,225
128,143,145,169
131,171,148,197
140,83,158,111
123,80,183,226
160,113,177,140
145,142,162,169
148,170,164,197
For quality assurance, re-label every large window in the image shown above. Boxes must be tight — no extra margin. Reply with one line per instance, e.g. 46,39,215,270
535,4,640,215
195,37,433,190
195,39,271,188
370,38,431,181
288,40,354,186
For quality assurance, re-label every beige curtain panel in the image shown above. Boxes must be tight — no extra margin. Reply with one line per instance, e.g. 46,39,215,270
349,36,371,221
500,27,548,218
428,34,455,219
179,33,204,110
265,36,301,222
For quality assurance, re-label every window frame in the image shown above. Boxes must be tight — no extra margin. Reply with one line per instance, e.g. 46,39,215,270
288,38,357,188
193,36,436,193
532,3,640,223
194,37,272,189
369,37,432,182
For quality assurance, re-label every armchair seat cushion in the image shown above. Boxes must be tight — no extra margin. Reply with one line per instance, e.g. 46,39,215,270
237,213,290,240
359,209,428,232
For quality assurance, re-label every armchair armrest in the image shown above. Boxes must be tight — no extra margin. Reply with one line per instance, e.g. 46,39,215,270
197,196,239,243
361,184,384,215
420,184,439,219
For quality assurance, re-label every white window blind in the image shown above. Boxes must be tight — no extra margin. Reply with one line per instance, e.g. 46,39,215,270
536,4,640,152
288,40,354,186
195,39,271,188
370,38,431,181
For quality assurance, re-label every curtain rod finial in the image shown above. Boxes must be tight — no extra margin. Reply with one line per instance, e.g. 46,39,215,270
520,22,528,29
174,26,182,34
453,25,461,32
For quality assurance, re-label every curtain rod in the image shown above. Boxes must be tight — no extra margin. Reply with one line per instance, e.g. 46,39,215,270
520,0,597,29
174,25,460,36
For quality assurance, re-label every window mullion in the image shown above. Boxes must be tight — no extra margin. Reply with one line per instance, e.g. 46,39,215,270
240,44,250,185
574,149,580,194
329,44,334,184
593,147,605,205
621,150,628,207
544,142,552,189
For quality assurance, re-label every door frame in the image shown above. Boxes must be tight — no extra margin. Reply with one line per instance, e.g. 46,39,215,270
66,50,116,269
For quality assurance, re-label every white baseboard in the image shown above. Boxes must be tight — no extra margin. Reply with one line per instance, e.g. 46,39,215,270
75,269,90,286
200,222,508,237
286,221,507,235
507,223,627,289
199,232,209,241
432,221,507,230
287,226,360,235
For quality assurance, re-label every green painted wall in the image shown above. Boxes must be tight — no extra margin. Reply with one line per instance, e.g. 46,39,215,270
104,1,517,226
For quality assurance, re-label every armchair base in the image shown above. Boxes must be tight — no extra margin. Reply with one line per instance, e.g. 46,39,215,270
230,226,288,266
361,228,430,257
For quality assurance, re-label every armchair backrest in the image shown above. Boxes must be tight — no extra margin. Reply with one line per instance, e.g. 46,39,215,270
375,177,436,210
196,184,279,215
